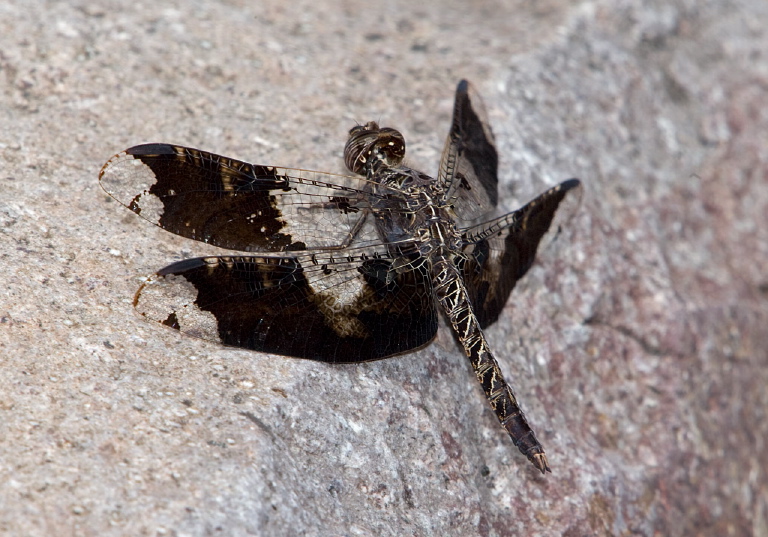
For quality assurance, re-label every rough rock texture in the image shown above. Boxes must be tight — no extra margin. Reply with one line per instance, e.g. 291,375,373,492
1,1,766,535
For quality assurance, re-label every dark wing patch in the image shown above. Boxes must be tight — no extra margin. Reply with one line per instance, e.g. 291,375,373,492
459,179,582,328
134,251,438,362
99,143,387,252
438,79,499,223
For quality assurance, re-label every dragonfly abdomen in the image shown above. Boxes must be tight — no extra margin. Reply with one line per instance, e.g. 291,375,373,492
431,257,551,474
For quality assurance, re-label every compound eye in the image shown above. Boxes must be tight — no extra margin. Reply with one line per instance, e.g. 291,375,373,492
375,128,406,166
343,124,406,174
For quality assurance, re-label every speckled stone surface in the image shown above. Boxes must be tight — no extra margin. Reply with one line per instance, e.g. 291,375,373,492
1,1,766,535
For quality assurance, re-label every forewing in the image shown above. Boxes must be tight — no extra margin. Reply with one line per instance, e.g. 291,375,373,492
459,179,582,328
438,79,499,222
134,249,438,362
99,143,385,252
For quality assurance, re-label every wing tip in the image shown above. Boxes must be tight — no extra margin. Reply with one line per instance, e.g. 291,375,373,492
126,143,177,157
562,178,582,190
157,257,212,276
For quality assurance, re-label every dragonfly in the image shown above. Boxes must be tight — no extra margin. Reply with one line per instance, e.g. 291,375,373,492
99,80,582,474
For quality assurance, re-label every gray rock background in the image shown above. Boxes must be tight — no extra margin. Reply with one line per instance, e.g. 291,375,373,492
2,0,767,535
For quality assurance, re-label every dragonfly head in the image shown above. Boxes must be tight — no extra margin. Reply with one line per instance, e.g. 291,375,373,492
344,121,406,175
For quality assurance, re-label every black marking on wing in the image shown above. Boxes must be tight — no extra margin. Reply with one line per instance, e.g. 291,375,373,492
99,144,388,252
358,257,399,297
329,196,360,214
438,79,499,222
459,179,582,328
135,253,438,363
